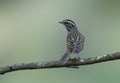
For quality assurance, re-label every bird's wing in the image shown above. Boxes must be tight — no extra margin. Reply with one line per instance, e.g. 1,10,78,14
75,33,85,53
67,32,85,53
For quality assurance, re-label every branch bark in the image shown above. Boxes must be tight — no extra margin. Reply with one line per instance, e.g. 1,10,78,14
0,52,120,75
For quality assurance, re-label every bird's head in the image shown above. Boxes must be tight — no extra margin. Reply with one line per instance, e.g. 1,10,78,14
59,19,77,31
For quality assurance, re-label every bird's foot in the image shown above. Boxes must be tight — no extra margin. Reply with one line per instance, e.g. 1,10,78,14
68,57,78,61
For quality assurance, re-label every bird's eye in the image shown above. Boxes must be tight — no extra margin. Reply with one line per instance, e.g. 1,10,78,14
64,22,69,25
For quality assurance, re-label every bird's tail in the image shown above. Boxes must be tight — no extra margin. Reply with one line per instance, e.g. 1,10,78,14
60,52,70,62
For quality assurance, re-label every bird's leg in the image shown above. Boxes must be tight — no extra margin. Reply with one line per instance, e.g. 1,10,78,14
68,56,72,61
77,53,81,61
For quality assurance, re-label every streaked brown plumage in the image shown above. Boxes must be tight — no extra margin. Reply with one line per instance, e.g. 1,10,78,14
59,19,85,62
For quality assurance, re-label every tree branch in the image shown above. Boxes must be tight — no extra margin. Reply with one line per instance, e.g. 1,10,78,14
0,52,120,75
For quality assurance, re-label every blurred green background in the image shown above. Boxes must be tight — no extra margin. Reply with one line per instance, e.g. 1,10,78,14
0,0,120,83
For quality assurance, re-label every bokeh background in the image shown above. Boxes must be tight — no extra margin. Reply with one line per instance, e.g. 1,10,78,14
0,0,120,83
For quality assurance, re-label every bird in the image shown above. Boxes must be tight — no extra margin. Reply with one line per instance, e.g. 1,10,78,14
59,19,85,62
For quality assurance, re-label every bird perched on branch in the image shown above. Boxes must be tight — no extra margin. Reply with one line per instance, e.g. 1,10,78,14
59,19,85,62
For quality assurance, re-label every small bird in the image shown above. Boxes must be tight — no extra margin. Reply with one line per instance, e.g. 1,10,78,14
59,19,85,62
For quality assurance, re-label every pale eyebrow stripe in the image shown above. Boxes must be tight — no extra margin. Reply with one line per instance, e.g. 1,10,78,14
68,21,75,25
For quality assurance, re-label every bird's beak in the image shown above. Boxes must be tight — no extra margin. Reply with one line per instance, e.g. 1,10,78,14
58,21,64,24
